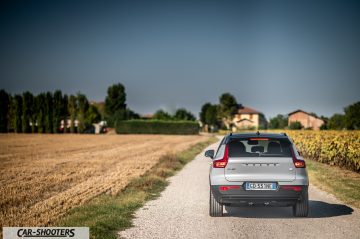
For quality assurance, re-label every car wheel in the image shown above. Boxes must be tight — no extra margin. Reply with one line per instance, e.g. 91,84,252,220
209,189,223,217
293,189,309,217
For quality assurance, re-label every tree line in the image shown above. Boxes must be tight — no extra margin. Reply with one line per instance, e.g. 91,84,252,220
0,83,134,133
152,109,196,121
0,89,102,133
0,82,198,133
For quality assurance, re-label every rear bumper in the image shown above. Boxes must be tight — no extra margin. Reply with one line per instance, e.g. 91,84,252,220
211,185,308,207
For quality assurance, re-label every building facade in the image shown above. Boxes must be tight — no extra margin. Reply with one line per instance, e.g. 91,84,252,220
288,110,324,130
232,106,267,130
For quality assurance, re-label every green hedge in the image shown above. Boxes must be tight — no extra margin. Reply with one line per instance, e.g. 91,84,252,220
115,120,199,135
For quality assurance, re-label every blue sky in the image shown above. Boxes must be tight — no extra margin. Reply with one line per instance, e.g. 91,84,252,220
1,0,359,119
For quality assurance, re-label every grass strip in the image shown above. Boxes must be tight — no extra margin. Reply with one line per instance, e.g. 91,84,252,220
56,137,218,239
306,159,360,209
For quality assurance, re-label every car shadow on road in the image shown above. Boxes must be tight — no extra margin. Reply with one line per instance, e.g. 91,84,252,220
224,200,354,218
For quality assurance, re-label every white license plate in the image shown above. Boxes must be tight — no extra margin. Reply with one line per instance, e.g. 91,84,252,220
245,182,277,190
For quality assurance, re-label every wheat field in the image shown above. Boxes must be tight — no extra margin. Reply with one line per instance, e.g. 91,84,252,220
0,134,208,227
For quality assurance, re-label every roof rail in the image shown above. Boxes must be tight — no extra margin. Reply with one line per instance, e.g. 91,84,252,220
281,132,287,136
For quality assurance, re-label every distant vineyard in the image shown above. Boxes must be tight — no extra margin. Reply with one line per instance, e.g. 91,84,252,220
286,130,360,173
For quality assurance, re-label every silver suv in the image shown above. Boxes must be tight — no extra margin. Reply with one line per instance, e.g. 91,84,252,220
205,132,309,217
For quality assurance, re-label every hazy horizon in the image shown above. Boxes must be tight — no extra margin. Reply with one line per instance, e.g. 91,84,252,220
1,0,360,119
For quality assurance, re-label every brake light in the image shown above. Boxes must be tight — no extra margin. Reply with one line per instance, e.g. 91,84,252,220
294,161,305,168
219,185,241,191
281,185,302,191
213,145,229,168
249,138,269,141
291,147,306,168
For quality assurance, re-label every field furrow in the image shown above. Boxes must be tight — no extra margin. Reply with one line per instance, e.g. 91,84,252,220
0,134,208,227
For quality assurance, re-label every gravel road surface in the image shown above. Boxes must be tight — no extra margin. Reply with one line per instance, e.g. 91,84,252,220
120,142,360,239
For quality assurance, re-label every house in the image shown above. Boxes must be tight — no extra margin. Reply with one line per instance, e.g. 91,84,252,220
60,118,79,130
93,121,107,134
288,110,324,130
140,114,154,120
232,105,267,130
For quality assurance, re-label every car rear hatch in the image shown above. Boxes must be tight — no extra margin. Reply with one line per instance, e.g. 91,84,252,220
225,157,295,182
224,137,296,182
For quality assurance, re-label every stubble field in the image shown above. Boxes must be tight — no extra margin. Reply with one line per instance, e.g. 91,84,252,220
0,134,208,228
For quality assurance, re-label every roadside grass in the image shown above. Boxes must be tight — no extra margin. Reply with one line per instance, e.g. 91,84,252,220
306,159,360,209
56,137,218,239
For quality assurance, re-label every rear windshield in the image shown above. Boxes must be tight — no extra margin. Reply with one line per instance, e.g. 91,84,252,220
228,137,292,157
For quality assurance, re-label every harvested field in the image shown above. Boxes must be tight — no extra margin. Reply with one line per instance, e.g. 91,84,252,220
0,134,209,227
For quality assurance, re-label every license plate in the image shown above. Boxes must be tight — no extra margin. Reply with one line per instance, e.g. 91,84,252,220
245,182,277,190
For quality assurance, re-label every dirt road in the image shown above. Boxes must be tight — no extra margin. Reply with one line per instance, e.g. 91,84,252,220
120,141,360,239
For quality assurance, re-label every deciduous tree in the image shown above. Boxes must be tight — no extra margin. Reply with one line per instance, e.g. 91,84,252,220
268,114,288,129
105,83,126,126
153,109,172,120
327,114,345,130
174,108,196,121
86,104,101,125
289,121,303,130
200,103,211,123
218,93,238,129
205,104,218,126
344,101,360,130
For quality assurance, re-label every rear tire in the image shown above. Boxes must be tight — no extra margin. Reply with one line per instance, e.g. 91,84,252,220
293,189,309,217
209,189,223,217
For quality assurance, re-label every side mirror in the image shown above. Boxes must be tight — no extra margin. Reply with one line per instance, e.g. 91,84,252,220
204,149,215,159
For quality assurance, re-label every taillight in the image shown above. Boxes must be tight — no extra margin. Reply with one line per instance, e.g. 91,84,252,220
213,145,229,168
294,161,305,168
291,147,306,168
219,185,241,191
281,185,302,191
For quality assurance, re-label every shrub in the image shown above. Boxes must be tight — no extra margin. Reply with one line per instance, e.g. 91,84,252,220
289,121,303,130
115,120,199,135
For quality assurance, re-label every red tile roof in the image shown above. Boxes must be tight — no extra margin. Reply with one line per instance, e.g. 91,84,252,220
237,106,262,114
288,109,307,116
288,109,321,119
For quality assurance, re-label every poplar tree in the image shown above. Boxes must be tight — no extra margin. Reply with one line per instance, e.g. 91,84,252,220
45,92,53,133
77,93,89,133
0,89,10,133
53,90,63,133
22,91,33,133
13,95,23,133
68,95,77,133
36,93,47,133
